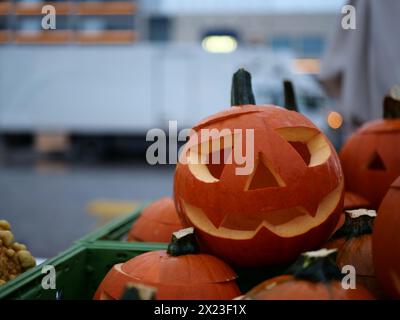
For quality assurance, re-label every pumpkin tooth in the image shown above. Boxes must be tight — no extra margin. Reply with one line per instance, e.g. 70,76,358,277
301,201,319,218
205,208,227,229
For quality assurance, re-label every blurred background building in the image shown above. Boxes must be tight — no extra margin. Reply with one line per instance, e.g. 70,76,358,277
0,0,347,257
0,0,345,159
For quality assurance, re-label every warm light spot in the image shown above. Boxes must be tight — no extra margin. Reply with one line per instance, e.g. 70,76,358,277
327,111,343,129
292,59,320,74
201,35,237,53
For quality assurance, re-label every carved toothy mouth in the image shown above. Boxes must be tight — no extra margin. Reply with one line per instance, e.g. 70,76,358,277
181,181,343,239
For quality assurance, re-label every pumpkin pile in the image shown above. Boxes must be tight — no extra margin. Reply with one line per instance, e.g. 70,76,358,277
0,220,36,286
95,70,400,300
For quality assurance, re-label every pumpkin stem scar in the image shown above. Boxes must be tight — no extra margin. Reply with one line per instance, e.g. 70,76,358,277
167,227,200,256
283,80,299,112
120,283,157,300
383,85,400,119
231,68,256,106
286,248,342,283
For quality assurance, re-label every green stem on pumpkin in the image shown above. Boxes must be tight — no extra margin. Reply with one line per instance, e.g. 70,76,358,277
167,227,199,256
383,85,400,119
283,79,299,112
331,209,376,240
285,248,342,283
231,68,256,106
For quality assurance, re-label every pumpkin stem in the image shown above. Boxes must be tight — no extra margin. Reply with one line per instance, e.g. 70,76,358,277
331,209,376,240
283,79,299,112
383,85,400,119
167,227,199,256
120,283,156,300
286,248,342,282
231,68,256,106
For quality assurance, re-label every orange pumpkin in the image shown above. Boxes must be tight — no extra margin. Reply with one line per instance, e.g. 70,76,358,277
340,86,400,209
372,176,400,299
128,197,182,242
94,228,240,300
174,69,344,267
242,249,374,300
326,209,380,296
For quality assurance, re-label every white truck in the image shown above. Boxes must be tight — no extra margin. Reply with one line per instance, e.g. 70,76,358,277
0,44,331,160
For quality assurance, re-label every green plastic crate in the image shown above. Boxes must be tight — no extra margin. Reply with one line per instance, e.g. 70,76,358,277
0,241,167,300
0,241,286,299
0,206,289,299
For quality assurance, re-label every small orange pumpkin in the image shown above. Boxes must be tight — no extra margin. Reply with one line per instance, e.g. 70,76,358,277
94,228,240,300
174,70,344,267
340,86,400,209
372,176,400,299
242,249,374,300
326,209,380,296
128,197,182,243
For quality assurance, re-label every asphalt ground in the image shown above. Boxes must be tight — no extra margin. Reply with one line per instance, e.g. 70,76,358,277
0,160,174,258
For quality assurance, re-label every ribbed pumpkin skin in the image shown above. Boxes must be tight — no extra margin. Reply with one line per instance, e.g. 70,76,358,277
336,235,381,296
128,198,182,243
373,177,400,299
174,105,344,267
344,192,371,210
243,275,374,300
93,250,240,300
340,119,400,209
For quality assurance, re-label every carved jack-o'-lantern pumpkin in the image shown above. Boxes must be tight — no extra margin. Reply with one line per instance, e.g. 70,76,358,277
340,86,400,209
174,70,344,267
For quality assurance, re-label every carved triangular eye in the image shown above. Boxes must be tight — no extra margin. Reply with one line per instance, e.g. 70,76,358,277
274,128,331,167
367,152,386,171
187,135,234,183
245,155,286,190
206,148,231,180
288,141,311,166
